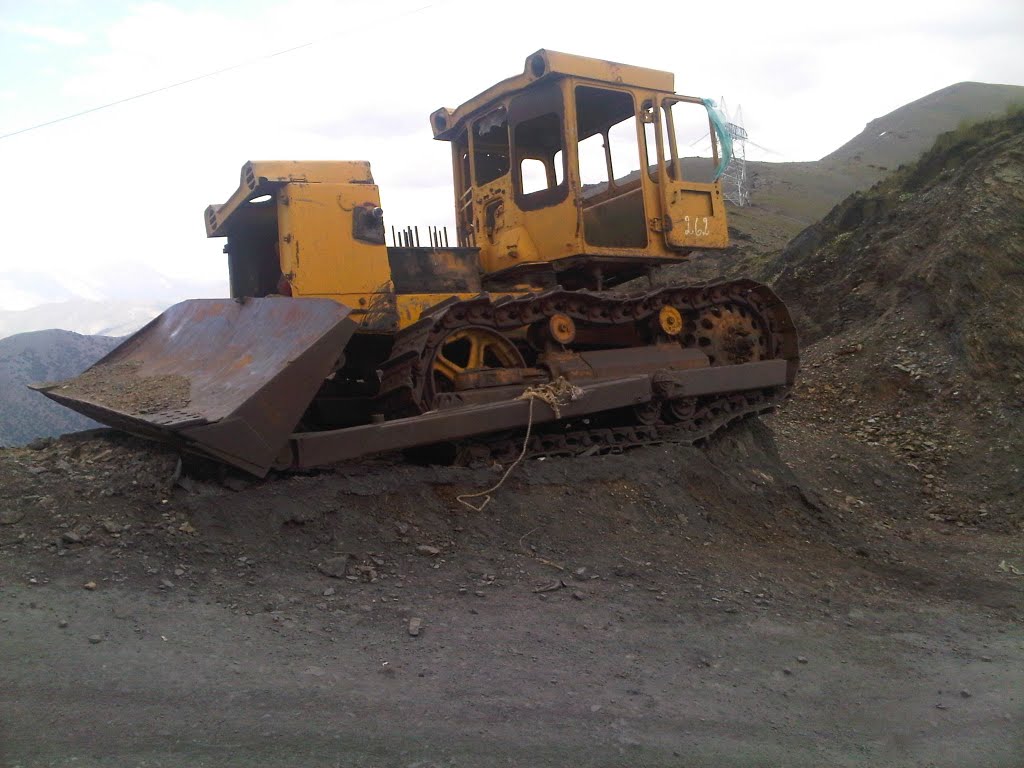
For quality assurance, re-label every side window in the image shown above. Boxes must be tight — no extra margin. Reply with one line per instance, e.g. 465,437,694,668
522,152,564,193
577,131,607,191
520,158,548,194
513,112,565,202
472,108,509,186
662,99,718,184
607,117,640,186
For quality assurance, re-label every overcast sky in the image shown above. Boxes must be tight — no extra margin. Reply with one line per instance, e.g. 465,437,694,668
1,0,1021,310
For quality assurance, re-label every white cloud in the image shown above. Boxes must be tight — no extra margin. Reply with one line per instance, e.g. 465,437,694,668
0,0,1021,310
5,21,87,47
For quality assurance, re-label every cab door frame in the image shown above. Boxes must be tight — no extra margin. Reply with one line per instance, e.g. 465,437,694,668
653,96,729,251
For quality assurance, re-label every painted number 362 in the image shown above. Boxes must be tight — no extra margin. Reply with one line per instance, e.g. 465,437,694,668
683,215,710,237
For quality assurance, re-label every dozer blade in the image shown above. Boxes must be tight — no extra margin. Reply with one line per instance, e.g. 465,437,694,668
33,297,356,476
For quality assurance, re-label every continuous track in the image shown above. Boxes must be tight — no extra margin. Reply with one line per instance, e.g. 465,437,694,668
376,278,796,419
364,279,798,465
451,389,783,466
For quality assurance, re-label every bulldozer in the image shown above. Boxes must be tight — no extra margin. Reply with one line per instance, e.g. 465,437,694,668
35,50,799,476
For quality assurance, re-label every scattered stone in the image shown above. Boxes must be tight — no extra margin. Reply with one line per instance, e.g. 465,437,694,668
58,620,69,629
783,668,793,676
350,564,378,583
27,437,53,451
395,521,410,535
222,476,250,492
61,531,83,544
796,656,809,664
101,520,121,534
533,580,566,594
981,656,992,663
178,522,196,535
408,617,423,637
322,587,336,597
317,555,354,578
960,689,972,698
173,568,185,577
0,508,25,526
160,579,174,589
88,635,102,644
176,476,197,493
83,581,97,591
572,590,586,601
416,545,441,556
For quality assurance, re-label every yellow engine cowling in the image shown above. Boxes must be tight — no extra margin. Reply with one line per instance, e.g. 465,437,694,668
205,161,524,333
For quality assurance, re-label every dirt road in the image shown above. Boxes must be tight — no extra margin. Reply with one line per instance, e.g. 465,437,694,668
1,419,1022,767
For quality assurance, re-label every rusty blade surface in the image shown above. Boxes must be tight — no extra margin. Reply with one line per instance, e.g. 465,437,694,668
33,297,356,476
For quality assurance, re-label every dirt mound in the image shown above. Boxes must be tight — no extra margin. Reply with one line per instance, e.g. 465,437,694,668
0,422,824,565
2,417,1014,616
764,110,1024,528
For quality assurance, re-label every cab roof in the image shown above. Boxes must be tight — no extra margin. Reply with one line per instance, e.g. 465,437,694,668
430,50,675,142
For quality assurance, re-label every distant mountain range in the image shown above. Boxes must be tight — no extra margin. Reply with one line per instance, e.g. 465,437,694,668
0,263,225,340
0,301,165,340
0,330,120,446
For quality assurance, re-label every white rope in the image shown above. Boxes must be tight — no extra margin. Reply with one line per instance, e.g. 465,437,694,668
456,378,583,512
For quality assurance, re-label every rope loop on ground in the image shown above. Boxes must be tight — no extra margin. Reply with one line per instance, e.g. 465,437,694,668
456,378,583,512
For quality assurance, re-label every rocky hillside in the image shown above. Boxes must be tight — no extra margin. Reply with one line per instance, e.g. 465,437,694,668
726,81,1024,255
0,330,120,446
770,108,1024,366
768,108,1024,528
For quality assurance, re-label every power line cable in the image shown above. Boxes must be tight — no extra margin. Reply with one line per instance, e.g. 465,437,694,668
0,2,439,141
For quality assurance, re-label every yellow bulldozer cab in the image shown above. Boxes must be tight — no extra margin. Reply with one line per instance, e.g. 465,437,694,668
431,49,732,289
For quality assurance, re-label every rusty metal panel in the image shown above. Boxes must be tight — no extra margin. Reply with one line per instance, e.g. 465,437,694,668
577,346,709,380
652,359,788,398
34,297,356,476
387,247,483,293
290,375,653,468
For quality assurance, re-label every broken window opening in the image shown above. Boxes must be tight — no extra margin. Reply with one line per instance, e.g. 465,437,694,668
472,107,510,186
